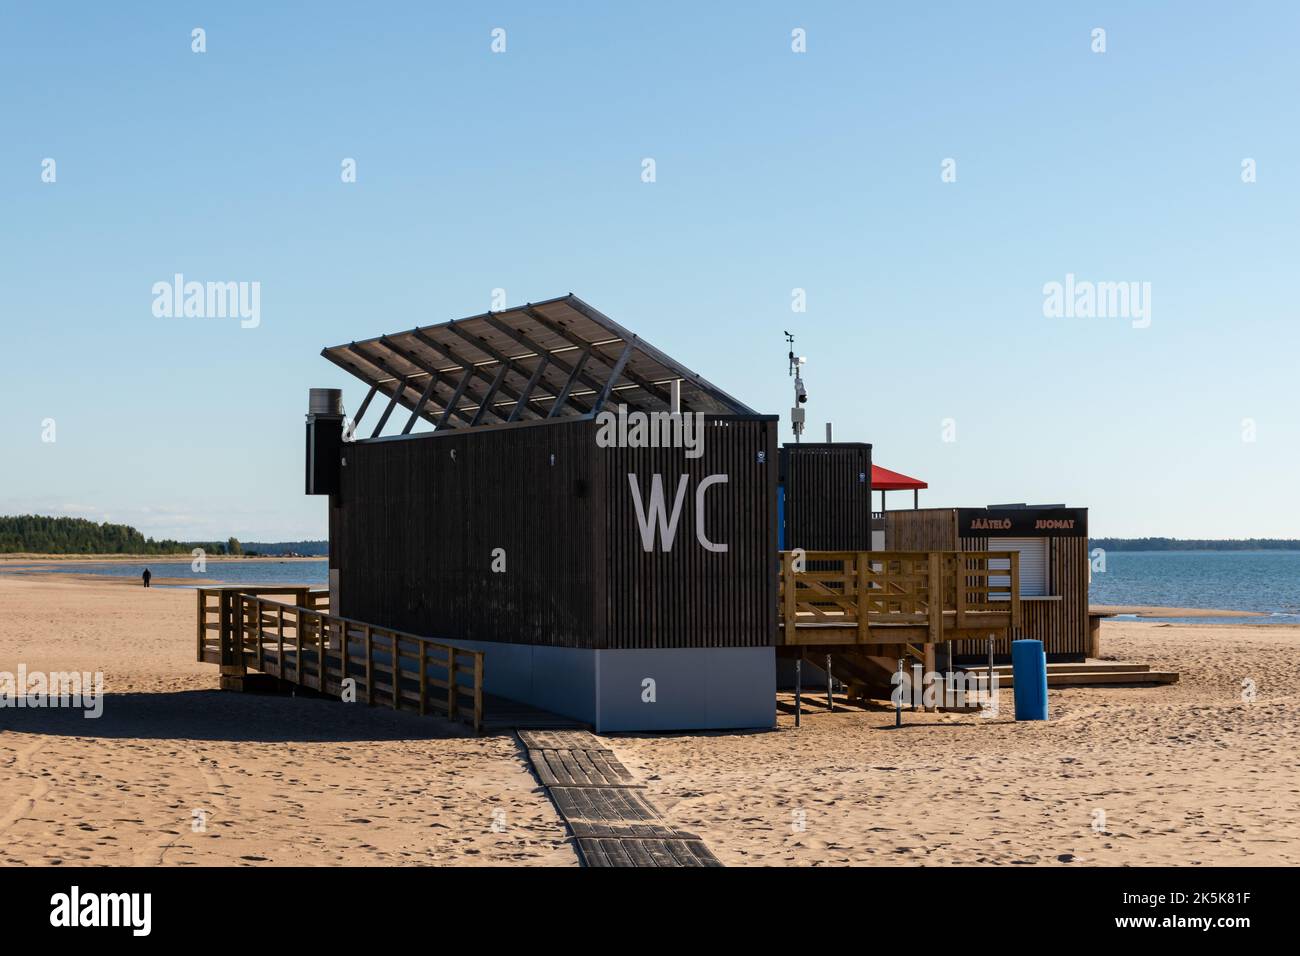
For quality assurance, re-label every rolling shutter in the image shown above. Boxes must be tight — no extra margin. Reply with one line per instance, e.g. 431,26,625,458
988,537,1048,597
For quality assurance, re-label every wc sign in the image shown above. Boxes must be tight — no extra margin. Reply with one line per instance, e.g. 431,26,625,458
628,473,728,552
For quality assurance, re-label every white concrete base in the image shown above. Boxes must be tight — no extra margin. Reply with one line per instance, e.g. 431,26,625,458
437,640,776,732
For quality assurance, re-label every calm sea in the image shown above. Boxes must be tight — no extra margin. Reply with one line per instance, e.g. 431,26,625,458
1088,550,1300,624
6,552,1298,624
0,559,328,588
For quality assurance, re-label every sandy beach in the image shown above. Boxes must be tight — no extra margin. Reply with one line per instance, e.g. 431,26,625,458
616,620,1300,866
2,573,1297,867
0,575,573,866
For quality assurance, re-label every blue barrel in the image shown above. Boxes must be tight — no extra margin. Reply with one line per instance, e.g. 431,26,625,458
1011,639,1049,721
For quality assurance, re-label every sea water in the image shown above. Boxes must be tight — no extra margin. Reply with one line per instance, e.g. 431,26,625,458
1088,550,1300,624
0,559,328,588
6,551,1299,624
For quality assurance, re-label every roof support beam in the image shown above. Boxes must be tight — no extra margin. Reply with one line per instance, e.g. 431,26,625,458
562,296,755,413
352,383,379,429
371,375,409,438
480,314,596,415
401,374,440,435
470,362,511,427
322,351,424,433
440,324,558,419
436,366,477,430
376,335,498,425
508,356,550,423
409,328,546,422
592,339,635,414
344,343,475,428
520,305,664,410
548,348,591,418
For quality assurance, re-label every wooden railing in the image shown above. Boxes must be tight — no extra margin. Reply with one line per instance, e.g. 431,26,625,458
196,587,483,732
778,550,1020,646
196,587,329,663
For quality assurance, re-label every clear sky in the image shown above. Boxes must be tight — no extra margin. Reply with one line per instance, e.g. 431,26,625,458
3,2,1297,541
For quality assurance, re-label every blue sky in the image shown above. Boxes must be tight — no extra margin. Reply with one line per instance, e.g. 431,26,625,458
2,1,1297,541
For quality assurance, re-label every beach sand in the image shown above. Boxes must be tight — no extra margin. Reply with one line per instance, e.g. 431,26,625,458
2,573,1296,866
614,620,1300,866
0,576,573,866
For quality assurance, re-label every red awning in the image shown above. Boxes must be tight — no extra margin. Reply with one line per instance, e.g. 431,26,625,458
872,464,927,491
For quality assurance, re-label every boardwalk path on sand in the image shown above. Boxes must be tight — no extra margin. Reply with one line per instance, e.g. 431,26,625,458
519,730,722,867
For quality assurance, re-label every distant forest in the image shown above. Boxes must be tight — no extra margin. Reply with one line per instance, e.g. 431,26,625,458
0,515,243,555
243,540,328,556
1090,538,1300,552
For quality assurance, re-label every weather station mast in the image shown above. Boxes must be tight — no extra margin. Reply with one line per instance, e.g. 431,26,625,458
785,331,808,443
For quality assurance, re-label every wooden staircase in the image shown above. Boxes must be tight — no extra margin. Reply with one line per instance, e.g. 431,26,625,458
957,660,1179,688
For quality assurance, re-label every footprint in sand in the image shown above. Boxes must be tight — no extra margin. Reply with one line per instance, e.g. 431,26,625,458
134,751,233,866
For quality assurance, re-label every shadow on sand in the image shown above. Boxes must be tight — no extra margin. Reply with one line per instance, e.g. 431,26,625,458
0,687,472,743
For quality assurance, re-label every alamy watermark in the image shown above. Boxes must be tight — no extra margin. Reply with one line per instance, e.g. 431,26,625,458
891,665,999,715
1042,273,1150,328
595,404,706,459
152,273,260,328
1,666,104,718
50,886,150,936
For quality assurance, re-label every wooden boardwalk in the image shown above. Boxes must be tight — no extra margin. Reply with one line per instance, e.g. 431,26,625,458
480,695,589,732
519,730,722,868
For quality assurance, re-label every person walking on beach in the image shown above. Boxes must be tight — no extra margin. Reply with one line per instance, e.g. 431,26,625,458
142,568,152,588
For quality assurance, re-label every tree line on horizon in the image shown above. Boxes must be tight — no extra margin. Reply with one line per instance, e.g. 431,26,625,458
0,515,241,556
1090,537,1300,551
242,540,328,556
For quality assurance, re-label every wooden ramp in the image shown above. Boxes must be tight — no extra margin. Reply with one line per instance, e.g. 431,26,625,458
197,587,486,731
519,730,722,868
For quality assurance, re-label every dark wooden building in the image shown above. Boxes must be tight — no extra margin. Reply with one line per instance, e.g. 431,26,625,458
778,443,873,552
310,295,778,730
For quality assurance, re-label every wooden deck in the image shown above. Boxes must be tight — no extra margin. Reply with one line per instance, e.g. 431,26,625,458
779,550,1021,646
519,730,722,867
779,551,1022,707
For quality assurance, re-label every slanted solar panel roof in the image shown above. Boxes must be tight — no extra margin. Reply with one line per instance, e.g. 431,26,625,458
322,294,755,433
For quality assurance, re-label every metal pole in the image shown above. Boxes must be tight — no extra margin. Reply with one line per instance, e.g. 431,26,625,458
794,659,802,728
946,639,953,707
987,634,995,707
825,653,834,713
895,658,904,728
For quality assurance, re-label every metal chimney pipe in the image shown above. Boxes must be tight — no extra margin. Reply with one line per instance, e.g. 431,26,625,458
825,422,833,443
308,388,343,416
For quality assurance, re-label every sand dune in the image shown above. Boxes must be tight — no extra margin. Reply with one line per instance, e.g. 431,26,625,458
1,573,1296,866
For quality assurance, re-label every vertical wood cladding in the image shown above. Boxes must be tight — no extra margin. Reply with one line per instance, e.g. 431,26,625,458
884,508,957,551
338,420,596,647
335,416,777,650
603,418,777,649
780,443,873,551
